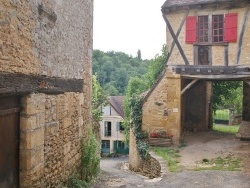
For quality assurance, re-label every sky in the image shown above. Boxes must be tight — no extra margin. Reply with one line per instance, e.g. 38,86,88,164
93,0,166,60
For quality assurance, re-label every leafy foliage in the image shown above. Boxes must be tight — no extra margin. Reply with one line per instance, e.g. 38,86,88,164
212,81,243,113
93,50,149,95
152,147,181,172
128,96,150,159
81,128,100,182
92,75,107,121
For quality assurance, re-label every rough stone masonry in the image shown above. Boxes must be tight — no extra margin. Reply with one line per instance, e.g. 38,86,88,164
0,0,93,187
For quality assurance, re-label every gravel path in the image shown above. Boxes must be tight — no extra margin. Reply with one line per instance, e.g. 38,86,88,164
93,132,250,188
92,157,250,188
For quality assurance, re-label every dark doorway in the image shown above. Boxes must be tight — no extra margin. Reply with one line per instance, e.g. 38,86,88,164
181,79,212,132
0,96,20,188
198,46,210,65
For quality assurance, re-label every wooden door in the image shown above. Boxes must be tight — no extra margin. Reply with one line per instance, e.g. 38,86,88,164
198,46,210,65
0,96,20,188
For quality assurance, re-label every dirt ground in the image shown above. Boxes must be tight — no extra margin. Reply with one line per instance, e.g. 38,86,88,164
92,131,250,188
179,131,250,174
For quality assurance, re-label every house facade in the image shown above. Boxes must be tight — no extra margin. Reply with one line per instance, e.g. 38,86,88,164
0,0,93,187
141,0,250,146
100,96,128,155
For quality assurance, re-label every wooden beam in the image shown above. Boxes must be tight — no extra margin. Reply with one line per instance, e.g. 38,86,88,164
181,79,199,95
165,10,189,65
244,80,250,86
224,45,229,66
0,72,83,96
172,65,250,75
162,14,190,65
235,6,249,64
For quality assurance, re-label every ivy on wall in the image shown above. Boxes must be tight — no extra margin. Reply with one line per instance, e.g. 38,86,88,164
129,95,149,159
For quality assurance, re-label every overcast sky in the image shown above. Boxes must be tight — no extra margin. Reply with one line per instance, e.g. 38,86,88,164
93,0,166,60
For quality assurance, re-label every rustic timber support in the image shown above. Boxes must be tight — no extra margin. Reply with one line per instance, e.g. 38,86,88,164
0,72,83,96
165,10,189,65
172,65,250,75
181,79,199,95
244,80,250,86
224,45,229,66
235,6,249,64
162,14,190,65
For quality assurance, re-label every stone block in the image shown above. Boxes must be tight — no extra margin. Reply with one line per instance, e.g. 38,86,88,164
21,94,45,115
45,121,59,136
20,146,44,171
19,163,44,188
20,128,45,150
63,142,71,155
20,115,37,131
62,117,71,129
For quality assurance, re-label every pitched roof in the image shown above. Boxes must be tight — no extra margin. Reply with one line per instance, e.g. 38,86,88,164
108,96,125,118
161,0,250,13
162,0,234,8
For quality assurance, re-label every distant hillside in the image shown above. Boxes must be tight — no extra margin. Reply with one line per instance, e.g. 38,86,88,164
92,50,149,95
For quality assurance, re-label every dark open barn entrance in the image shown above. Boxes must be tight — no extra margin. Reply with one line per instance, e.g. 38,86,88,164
181,79,212,133
181,76,250,138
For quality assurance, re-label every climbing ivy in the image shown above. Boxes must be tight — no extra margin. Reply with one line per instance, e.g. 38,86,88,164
129,95,149,160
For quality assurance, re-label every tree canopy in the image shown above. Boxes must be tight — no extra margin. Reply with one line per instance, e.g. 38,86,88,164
92,50,149,96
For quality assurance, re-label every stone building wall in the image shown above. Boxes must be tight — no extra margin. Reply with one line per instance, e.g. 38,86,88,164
1,0,93,78
142,68,181,144
166,7,249,66
1,0,93,187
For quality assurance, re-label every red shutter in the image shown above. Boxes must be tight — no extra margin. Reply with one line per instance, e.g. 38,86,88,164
224,13,238,42
186,16,197,44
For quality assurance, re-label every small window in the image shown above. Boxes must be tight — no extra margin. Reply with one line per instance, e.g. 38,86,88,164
104,121,111,136
197,16,208,42
213,15,224,42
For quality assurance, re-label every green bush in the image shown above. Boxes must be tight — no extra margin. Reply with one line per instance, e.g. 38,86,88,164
81,128,100,181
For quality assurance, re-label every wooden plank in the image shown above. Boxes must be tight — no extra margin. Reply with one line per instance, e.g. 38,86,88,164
171,65,250,75
0,72,83,96
224,45,229,66
181,79,199,95
0,108,20,116
162,14,190,65
235,6,249,64
165,10,189,65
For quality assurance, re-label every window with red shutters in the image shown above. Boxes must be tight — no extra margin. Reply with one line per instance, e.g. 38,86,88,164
185,13,237,44
186,16,197,43
197,16,209,42
224,13,238,42
212,15,224,42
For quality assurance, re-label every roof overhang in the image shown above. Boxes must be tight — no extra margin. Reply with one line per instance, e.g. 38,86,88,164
161,0,250,14
170,65,250,80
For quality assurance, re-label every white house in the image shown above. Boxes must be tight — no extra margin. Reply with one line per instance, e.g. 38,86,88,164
100,96,129,155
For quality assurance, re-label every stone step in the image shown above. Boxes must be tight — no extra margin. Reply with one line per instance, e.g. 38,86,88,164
236,121,250,140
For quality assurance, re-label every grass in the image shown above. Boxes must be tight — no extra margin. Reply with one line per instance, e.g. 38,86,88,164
214,109,229,120
194,155,241,171
151,147,181,172
213,124,240,134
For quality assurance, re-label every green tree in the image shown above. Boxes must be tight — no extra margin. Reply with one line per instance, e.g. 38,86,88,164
92,75,107,121
137,49,142,61
212,81,243,113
